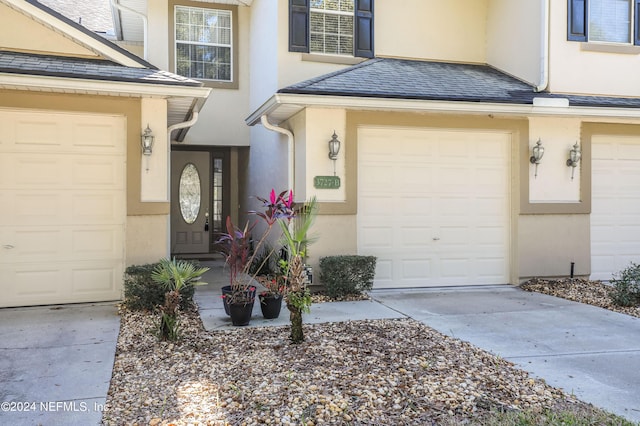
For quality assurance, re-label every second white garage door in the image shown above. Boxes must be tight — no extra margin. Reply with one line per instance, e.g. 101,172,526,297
591,134,640,281
358,127,511,288
0,109,126,307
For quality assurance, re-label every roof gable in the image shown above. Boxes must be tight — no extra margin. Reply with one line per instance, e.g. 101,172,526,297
0,2,100,58
1,0,153,68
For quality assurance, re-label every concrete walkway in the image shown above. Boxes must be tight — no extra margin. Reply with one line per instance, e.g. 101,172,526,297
0,302,119,426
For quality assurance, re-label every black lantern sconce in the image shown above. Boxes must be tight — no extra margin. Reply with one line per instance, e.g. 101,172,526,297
566,142,581,181
529,139,544,178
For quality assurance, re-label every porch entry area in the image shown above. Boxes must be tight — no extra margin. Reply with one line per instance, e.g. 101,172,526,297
170,148,230,257
357,127,511,289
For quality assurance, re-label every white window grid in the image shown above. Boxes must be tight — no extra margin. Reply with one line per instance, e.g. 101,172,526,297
174,6,233,82
310,0,354,56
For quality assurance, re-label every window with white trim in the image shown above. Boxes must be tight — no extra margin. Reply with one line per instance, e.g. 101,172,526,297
309,0,354,56
174,6,232,81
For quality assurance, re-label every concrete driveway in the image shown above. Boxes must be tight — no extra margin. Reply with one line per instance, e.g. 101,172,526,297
372,285,640,423
0,303,119,426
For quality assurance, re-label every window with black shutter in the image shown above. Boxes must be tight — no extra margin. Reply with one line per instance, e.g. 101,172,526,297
568,0,640,45
289,0,374,58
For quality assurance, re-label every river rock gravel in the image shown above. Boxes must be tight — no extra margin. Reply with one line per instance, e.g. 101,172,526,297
102,305,607,426
521,278,640,319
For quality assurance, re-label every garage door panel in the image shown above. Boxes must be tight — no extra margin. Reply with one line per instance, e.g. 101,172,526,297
400,227,433,247
372,259,393,285
359,226,393,249
402,259,432,279
73,123,118,149
358,128,510,288
14,120,62,147
0,109,125,307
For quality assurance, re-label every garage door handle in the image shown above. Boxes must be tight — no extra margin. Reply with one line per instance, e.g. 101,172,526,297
3,244,14,249
432,237,440,241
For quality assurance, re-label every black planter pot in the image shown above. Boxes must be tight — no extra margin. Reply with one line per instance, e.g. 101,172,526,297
221,285,256,316
259,294,283,319
228,301,254,326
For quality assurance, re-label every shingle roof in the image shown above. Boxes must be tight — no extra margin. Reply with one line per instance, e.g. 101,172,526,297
0,50,203,87
279,57,640,109
37,0,114,35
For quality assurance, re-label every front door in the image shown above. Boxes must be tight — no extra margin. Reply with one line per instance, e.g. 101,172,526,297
171,150,210,254
171,149,230,256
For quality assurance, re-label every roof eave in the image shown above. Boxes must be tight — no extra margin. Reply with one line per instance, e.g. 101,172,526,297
246,93,640,126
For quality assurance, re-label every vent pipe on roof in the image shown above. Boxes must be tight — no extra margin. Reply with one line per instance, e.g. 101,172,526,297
110,0,148,60
535,0,550,92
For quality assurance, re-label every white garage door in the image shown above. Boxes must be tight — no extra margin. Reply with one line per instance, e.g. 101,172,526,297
358,127,511,288
591,135,640,281
0,109,126,307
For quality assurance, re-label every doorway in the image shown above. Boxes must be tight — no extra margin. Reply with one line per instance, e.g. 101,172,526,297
170,148,230,257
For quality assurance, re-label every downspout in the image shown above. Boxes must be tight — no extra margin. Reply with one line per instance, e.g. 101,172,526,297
535,0,550,92
110,0,148,60
261,114,295,193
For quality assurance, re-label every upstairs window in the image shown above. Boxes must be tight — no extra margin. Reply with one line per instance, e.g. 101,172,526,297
310,0,354,56
568,0,640,45
174,6,232,81
289,0,374,58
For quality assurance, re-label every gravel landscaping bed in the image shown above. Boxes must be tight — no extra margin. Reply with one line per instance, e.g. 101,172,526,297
102,306,616,425
521,278,640,319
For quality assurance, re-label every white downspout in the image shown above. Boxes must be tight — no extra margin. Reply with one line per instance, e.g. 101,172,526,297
167,110,200,138
110,0,148,61
260,114,295,193
535,0,550,92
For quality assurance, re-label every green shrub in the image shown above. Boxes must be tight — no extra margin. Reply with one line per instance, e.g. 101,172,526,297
610,262,640,307
319,255,377,298
123,262,196,311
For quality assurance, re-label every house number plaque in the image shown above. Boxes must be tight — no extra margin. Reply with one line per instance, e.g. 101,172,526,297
313,176,341,189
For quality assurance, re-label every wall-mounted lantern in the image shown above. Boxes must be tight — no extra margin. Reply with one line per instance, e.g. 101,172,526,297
328,131,341,176
529,139,544,178
141,124,154,156
566,142,581,181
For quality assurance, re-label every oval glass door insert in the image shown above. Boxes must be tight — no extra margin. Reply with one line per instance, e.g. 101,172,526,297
179,163,201,224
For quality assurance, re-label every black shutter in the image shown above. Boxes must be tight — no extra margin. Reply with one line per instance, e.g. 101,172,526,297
354,0,374,58
567,0,588,41
635,0,640,45
289,0,309,52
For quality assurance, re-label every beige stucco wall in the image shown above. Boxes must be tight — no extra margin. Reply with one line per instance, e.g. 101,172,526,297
376,0,488,63
528,117,582,202
486,0,542,86
518,214,590,280
0,3,100,58
549,2,640,96
140,98,170,202
127,215,170,264
146,0,251,147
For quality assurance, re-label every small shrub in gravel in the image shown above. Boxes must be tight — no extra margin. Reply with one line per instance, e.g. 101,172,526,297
320,255,377,298
610,263,640,307
123,262,196,311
